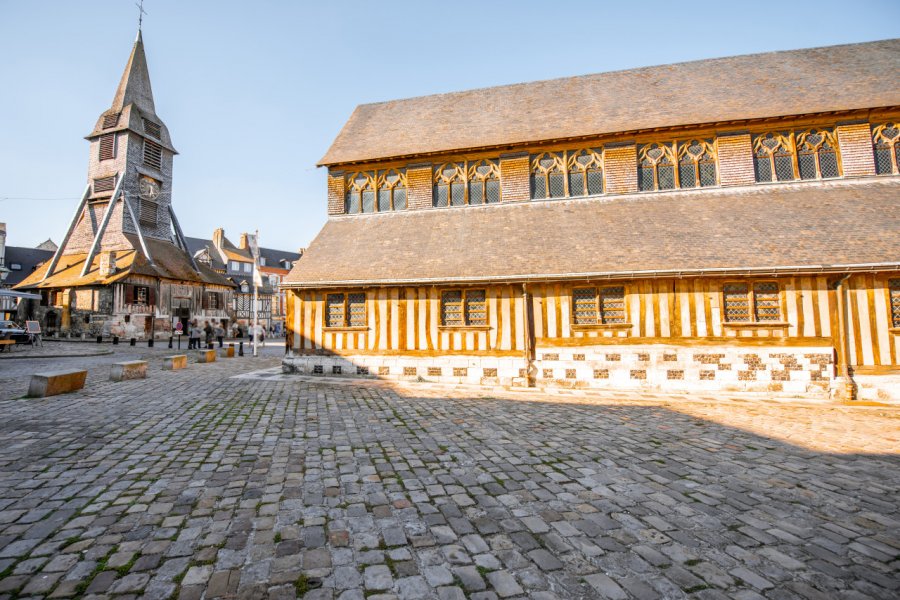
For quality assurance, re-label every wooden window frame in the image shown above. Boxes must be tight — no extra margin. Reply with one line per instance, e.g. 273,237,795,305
530,152,567,200
638,142,678,192
433,163,468,207
565,148,604,197
571,285,630,329
795,129,841,180
439,289,490,329
721,280,787,326
376,169,408,212
753,129,842,183
889,279,900,330
466,160,502,205
675,139,718,188
133,285,150,306
872,123,900,176
206,291,220,310
324,292,368,331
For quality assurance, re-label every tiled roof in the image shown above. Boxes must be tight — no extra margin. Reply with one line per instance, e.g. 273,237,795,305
320,39,900,166
2,247,54,287
283,178,900,287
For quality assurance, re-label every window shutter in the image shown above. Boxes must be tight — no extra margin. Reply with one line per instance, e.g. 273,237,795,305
143,140,162,170
99,133,116,161
93,176,116,193
102,112,120,129
148,286,157,306
202,292,209,310
125,284,135,305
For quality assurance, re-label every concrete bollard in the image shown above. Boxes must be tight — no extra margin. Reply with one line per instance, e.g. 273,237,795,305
27,370,87,397
196,349,216,363
110,360,148,382
162,355,187,370
218,346,234,358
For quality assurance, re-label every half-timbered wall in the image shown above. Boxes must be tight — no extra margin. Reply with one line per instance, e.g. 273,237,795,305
284,273,900,400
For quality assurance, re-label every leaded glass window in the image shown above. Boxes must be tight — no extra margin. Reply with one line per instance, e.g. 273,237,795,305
889,279,900,328
530,152,566,199
433,163,466,207
638,143,677,191
376,169,407,211
677,140,717,188
873,123,900,176
467,160,501,205
753,132,796,182
345,171,375,214
571,286,626,324
723,282,781,323
325,293,367,327
795,129,840,180
566,149,604,197
441,290,487,326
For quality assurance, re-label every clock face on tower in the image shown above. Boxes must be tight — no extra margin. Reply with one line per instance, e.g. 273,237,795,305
139,176,160,201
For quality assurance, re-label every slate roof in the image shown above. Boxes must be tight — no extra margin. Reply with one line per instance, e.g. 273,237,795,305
2,247,54,287
282,178,900,288
320,39,900,166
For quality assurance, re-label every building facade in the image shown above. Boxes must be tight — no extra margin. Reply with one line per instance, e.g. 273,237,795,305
283,40,900,402
187,230,301,334
0,223,54,319
15,32,233,338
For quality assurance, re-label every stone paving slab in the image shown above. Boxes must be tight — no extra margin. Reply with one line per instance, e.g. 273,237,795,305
0,350,897,599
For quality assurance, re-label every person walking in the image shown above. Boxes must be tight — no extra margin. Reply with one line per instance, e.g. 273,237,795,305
189,320,200,349
215,322,225,348
203,321,213,349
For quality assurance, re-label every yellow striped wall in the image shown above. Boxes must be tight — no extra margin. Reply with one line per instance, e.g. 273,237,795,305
286,273,899,367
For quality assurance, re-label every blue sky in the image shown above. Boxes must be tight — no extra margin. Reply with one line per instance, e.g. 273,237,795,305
1,0,898,251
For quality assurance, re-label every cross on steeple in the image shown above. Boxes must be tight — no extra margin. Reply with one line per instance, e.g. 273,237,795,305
135,0,147,31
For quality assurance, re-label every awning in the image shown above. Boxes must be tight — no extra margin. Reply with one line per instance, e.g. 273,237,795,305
0,289,41,300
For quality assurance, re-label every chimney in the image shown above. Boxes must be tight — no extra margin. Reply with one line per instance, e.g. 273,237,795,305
212,228,224,250
99,251,117,277
238,233,249,249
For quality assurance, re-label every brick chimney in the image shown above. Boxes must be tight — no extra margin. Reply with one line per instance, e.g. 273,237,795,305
212,228,225,250
238,233,249,250
99,251,117,277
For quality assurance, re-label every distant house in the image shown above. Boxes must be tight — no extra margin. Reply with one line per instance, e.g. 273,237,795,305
186,229,301,333
0,224,54,318
283,40,900,402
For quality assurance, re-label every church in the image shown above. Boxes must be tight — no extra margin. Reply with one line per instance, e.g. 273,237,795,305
16,32,234,339
282,40,900,402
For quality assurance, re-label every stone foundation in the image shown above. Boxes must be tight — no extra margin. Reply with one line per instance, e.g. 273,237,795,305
853,374,900,403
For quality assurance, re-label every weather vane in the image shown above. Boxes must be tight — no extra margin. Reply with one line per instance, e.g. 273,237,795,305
135,0,147,31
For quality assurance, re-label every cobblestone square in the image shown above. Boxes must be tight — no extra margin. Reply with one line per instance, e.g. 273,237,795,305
0,345,898,599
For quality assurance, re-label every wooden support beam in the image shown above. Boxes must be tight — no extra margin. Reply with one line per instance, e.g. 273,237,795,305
80,177,126,277
121,193,154,266
169,205,200,273
43,184,90,281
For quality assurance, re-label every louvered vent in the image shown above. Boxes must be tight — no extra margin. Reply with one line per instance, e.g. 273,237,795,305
99,133,116,161
143,140,162,170
143,118,161,139
93,176,116,193
102,112,119,129
139,200,158,226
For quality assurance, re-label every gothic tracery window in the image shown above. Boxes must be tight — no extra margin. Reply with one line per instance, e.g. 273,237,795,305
467,160,501,205
795,129,839,180
566,149,604,197
872,123,900,175
530,152,567,199
754,129,840,182
676,139,717,188
753,132,796,182
638,143,677,191
344,171,376,213
432,163,467,207
376,169,407,211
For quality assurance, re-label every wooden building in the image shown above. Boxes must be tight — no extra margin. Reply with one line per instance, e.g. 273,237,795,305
15,32,233,338
282,40,900,402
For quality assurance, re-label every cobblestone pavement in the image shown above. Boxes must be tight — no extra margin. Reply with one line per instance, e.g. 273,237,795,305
0,351,898,599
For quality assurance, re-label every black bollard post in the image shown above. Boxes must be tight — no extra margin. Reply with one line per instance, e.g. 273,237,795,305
238,341,244,356
130,338,136,346
148,338,154,348
168,337,173,348
113,336,119,345
97,335,103,344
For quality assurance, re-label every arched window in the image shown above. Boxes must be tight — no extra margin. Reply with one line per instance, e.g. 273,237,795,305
872,123,900,175
433,163,467,207
467,160,501,204
638,143,676,191
795,129,839,180
376,169,407,211
566,149,603,197
753,132,796,182
676,139,717,188
345,171,376,213
530,152,566,199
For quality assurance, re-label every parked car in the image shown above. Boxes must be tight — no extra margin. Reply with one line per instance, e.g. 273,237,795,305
0,320,28,343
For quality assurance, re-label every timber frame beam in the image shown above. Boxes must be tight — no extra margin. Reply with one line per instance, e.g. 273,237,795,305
43,184,90,281
121,193,154,267
168,205,200,273
80,177,126,277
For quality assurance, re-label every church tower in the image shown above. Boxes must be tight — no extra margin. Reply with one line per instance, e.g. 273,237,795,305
61,30,178,257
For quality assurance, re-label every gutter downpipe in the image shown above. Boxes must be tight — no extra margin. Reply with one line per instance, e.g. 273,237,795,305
522,283,536,388
833,273,857,401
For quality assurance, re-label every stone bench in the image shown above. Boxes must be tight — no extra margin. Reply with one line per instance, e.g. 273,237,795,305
27,370,87,398
218,346,234,358
110,360,148,382
162,355,188,370
196,349,216,363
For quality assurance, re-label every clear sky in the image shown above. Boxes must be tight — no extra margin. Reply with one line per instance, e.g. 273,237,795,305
1,0,898,251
